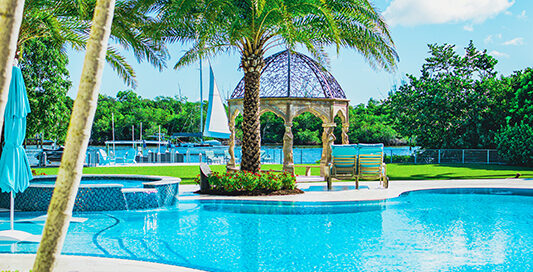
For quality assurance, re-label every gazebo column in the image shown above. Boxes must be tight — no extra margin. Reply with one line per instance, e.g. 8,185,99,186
320,123,336,176
342,122,349,144
226,119,237,169
282,121,294,174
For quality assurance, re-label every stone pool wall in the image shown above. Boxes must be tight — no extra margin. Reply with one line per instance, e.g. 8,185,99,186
0,175,180,211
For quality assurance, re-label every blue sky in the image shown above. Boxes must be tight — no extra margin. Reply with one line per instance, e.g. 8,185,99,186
66,0,532,105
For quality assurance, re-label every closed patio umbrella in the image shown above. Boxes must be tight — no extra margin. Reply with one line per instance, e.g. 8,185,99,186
0,65,39,242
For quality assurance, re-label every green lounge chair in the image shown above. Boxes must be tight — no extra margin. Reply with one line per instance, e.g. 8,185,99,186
357,143,388,188
329,144,358,187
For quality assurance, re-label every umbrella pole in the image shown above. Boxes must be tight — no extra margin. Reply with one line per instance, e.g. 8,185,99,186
10,192,14,230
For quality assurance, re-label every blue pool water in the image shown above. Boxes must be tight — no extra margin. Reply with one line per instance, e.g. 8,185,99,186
1,188,533,271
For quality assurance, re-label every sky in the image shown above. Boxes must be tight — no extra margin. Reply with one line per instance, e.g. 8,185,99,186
66,0,533,105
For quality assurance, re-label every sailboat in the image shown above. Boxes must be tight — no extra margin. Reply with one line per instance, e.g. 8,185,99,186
203,64,231,139
173,61,230,146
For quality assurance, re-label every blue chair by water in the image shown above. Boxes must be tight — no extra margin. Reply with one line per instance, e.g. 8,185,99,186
205,150,224,164
329,144,358,187
260,150,273,163
357,143,388,188
97,149,115,165
123,148,137,164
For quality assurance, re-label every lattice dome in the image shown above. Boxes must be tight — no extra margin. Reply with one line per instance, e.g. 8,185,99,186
230,50,346,99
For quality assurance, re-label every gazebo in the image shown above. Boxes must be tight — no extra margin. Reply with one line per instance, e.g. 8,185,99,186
226,50,350,176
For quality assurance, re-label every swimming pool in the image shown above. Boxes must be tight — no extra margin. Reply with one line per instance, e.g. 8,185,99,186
1,188,532,271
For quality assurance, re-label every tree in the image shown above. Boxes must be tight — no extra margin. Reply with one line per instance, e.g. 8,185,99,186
18,0,167,87
32,0,116,270
19,38,73,143
0,0,25,141
389,42,510,149
159,0,398,172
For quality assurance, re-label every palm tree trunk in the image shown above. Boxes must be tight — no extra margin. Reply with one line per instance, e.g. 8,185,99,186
0,0,25,139
32,0,116,271
240,47,264,172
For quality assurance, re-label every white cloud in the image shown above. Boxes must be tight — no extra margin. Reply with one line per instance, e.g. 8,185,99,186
484,33,502,44
383,0,515,26
489,50,509,58
503,37,524,46
517,10,527,19
463,24,474,31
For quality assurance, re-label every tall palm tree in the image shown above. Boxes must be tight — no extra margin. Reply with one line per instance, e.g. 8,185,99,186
18,0,168,88
32,0,117,270
0,0,25,146
158,0,398,172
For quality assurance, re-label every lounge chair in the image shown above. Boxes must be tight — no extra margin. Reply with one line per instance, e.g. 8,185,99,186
357,143,388,188
97,149,115,165
329,144,358,187
205,150,223,164
123,148,137,164
260,150,273,163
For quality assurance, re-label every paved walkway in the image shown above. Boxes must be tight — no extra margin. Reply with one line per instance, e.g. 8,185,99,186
0,254,204,272
180,178,533,202
2,178,532,271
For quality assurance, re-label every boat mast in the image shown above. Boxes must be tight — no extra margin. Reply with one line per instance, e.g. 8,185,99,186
112,112,115,156
199,58,204,143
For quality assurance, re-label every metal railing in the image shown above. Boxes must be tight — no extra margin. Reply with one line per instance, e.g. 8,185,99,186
384,149,503,164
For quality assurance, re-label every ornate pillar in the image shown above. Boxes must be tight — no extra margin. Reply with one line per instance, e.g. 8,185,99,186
226,118,237,169
282,121,294,173
320,123,336,176
342,122,349,144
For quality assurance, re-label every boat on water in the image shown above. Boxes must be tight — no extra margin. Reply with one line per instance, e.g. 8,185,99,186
35,145,64,163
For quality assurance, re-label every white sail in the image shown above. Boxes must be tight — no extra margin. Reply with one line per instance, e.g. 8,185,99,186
203,65,230,138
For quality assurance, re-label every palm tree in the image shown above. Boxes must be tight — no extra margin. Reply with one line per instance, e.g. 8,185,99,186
18,0,168,88
32,0,117,270
158,0,398,172
0,0,25,145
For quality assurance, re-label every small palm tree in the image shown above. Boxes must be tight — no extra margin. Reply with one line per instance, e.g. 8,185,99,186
32,0,117,270
158,0,398,172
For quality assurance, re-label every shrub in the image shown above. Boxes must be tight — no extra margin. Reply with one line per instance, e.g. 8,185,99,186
496,123,533,166
199,171,296,193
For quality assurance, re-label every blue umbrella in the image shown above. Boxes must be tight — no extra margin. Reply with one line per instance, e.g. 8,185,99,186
0,65,37,242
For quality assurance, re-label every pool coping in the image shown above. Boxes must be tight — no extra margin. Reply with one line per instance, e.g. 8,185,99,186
179,178,533,202
30,174,181,189
0,254,203,272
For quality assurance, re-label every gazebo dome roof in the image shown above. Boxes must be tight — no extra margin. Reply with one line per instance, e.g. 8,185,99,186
230,50,346,99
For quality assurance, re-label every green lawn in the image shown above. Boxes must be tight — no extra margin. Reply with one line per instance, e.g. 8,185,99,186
32,163,533,184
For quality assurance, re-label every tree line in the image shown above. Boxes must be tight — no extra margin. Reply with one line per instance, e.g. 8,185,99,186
21,39,532,163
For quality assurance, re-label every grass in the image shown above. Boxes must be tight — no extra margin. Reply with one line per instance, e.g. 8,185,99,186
32,163,533,184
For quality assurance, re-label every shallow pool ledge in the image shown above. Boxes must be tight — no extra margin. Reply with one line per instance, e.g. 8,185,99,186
0,254,204,272
179,178,533,202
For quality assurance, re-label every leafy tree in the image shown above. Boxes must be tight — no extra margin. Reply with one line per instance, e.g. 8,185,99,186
160,0,398,172
507,68,533,126
389,41,511,149
342,99,401,145
19,39,73,143
496,123,533,166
